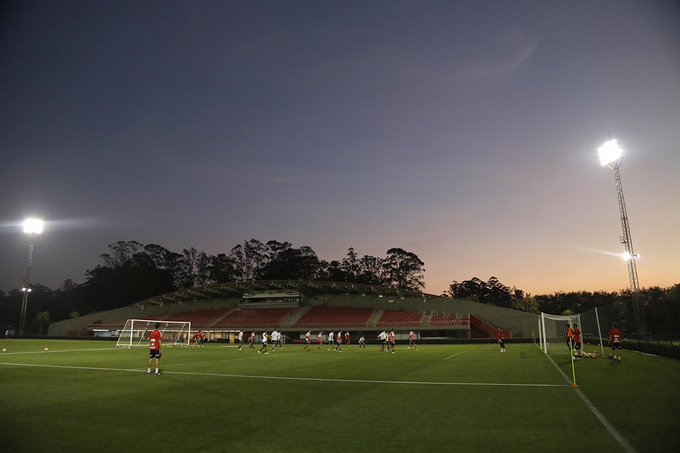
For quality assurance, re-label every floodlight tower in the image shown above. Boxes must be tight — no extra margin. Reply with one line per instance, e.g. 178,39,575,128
18,218,44,338
597,139,643,334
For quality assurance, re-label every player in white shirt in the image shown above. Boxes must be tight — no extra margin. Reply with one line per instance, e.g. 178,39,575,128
358,335,366,349
237,330,244,350
259,331,268,354
328,331,335,351
271,330,279,351
378,330,387,352
335,331,343,352
303,331,311,351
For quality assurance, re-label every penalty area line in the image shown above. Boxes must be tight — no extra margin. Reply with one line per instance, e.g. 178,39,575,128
0,361,568,388
443,348,476,360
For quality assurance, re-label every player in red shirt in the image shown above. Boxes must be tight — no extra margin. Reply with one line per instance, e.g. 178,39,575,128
407,330,417,350
572,324,582,359
317,331,323,350
344,331,351,347
608,322,623,362
249,331,255,349
147,322,162,375
497,328,505,353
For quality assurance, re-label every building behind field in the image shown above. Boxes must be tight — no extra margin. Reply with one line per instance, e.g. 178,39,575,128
49,280,538,341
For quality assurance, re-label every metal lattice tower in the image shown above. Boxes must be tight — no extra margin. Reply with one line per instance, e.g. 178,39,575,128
606,157,643,334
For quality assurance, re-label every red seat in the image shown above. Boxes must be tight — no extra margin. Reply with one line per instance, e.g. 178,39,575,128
294,306,375,327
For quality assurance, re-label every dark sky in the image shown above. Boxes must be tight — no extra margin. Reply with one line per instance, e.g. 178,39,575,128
1,0,679,295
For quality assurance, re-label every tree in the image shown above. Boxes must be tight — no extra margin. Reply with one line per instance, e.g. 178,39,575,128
181,248,212,287
229,239,267,281
100,241,144,268
357,255,383,284
208,253,237,283
33,311,50,335
381,248,425,291
512,294,539,313
448,277,520,308
341,248,360,281
260,244,321,280
448,277,485,301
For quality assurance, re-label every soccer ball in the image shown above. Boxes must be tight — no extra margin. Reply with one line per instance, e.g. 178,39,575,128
44,347,49,351
1,348,6,352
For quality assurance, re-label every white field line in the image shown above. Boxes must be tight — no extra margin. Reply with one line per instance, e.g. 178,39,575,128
544,353,637,453
0,347,116,356
443,348,476,360
0,361,568,388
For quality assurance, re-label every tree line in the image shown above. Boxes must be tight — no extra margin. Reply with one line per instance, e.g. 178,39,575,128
0,239,425,332
446,276,680,337
0,239,677,336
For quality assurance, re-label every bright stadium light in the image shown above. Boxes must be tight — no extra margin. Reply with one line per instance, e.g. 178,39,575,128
18,217,44,338
23,218,44,235
598,139,623,167
597,138,643,334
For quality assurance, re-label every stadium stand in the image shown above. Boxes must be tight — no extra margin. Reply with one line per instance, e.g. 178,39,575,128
429,314,469,327
213,307,298,328
163,309,230,326
294,306,375,327
376,310,423,327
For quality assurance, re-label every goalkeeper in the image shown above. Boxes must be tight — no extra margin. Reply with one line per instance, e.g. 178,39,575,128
147,323,162,375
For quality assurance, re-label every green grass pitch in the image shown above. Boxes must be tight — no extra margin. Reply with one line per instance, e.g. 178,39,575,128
1,340,679,452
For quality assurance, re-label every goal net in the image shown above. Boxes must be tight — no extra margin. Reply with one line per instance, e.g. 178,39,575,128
538,312,582,355
115,319,191,348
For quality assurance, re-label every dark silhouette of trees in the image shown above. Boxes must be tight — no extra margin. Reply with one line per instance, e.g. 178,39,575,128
382,248,425,291
4,235,675,337
448,276,520,309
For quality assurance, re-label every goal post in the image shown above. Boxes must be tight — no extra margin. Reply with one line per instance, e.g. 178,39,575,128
115,319,191,348
538,312,582,355
539,312,581,386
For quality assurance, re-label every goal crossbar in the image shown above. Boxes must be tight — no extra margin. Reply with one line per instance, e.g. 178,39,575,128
538,312,582,355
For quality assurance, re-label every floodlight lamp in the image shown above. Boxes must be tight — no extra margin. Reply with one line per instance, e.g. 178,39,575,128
23,218,44,235
621,252,640,261
21,287,32,292
598,139,623,166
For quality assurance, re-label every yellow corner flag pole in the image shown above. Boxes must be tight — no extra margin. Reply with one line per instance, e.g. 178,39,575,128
569,340,578,388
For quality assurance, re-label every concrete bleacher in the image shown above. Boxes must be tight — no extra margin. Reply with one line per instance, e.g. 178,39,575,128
213,307,298,328
50,280,539,339
376,310,423,327
293,306,375,327
429,314,469,327
163,309,231,326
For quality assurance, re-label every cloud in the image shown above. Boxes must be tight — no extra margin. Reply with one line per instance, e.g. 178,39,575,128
455,31,537,82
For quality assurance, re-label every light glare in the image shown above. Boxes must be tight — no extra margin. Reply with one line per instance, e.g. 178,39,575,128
22,218,44,235
598,139,623,166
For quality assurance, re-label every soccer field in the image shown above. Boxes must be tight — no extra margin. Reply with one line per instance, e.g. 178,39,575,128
1,340,678,452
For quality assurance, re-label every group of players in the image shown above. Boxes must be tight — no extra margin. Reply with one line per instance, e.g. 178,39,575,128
147,320,625,375
232,329,420,354
565,322,623,361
